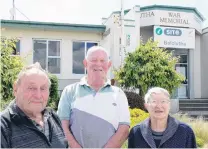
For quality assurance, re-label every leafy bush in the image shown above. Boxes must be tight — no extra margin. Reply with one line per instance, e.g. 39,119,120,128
48,74,59,110
0,38,24,102
114,38,184,97
130,108,149,128
0,99,13,111
125,91,146,111
122,108,149,148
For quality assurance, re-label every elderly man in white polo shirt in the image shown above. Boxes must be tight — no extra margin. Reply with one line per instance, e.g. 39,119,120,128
57,46,130,148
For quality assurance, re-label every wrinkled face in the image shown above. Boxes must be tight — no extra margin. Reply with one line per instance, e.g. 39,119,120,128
14,70,50,114
83,50,111,84
145,93,170,120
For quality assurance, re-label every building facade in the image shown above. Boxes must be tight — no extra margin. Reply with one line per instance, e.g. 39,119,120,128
1,5,208,99
138,5,205,99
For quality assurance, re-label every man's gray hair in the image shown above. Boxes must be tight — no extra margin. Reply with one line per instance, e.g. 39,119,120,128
144,87,170,103
15,62,51,87
86,46,110,60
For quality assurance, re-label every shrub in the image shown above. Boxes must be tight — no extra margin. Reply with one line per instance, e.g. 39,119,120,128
0,99,13,111
122,108,149,148
114,38,184,97
125,91,146,111
0,38,24,102
130,108,149,128
48,74,59,110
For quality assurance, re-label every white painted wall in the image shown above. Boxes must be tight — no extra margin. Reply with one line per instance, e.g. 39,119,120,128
124,6,139,20
201,29,208,98
2,27,102,80
194,34,202,98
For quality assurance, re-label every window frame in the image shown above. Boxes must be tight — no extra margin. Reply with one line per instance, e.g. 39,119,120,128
32,38,62,75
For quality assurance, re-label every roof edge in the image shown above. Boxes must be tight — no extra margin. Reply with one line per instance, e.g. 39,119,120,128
1,19,105,28
140,5,205,21
1,19,106,33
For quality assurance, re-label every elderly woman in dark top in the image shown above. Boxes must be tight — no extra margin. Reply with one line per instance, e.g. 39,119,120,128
128,87,197,148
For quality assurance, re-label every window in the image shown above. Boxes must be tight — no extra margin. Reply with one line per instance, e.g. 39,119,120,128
72,41,98,74
33,39,61,74
12,40,20,55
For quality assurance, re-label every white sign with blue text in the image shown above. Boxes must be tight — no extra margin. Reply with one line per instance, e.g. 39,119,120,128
154,26,195,49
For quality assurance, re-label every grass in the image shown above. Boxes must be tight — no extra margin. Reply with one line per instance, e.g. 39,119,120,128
172,113,208,148
173,113,208,143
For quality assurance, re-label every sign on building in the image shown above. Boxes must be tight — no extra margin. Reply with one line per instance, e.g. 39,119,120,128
140,10,202,33
154,26,195,49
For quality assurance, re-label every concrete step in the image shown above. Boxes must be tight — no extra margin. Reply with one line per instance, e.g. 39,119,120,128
179,99,208,104
179,103,208,107
179,107,208,111
180,110,208,115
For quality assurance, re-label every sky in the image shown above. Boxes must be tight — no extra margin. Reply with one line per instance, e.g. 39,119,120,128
0,0,208,28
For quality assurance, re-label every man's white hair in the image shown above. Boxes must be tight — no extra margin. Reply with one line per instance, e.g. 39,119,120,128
15,62,51,87
86,46,110,60
144,87,170,103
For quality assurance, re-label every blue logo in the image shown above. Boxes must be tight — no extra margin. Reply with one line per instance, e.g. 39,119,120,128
164,28,182,36
155,28,163,35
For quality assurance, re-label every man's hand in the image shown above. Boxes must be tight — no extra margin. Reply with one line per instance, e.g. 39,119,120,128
61,120,82,148
104,124,129,148
68,140,82,148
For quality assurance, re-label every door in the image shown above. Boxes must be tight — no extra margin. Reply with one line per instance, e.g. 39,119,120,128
175,54,189,98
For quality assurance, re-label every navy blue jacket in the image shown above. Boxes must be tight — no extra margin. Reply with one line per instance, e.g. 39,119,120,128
128,116,197,148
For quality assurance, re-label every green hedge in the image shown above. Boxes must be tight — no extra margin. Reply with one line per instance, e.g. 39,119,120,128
122,108,149,148
48,74,59,110
124,91,146,111
0,38,24,104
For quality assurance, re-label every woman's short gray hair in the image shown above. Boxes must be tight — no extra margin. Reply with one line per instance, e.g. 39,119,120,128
144,87,170,103
86,46,110,60
15,62,51,87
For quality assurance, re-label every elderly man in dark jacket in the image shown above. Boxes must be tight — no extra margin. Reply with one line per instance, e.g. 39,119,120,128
1,63,67,148
128,87,196,148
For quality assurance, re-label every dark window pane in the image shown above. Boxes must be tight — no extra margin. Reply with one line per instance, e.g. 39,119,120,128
33,40,47,70
12,40,20,55
48,58,60,74
86,42,98,53
73,42,85,74
48,41,60,56
178,55,187,63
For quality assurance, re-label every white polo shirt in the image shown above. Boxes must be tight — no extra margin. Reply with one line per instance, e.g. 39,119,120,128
57,77,130,148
